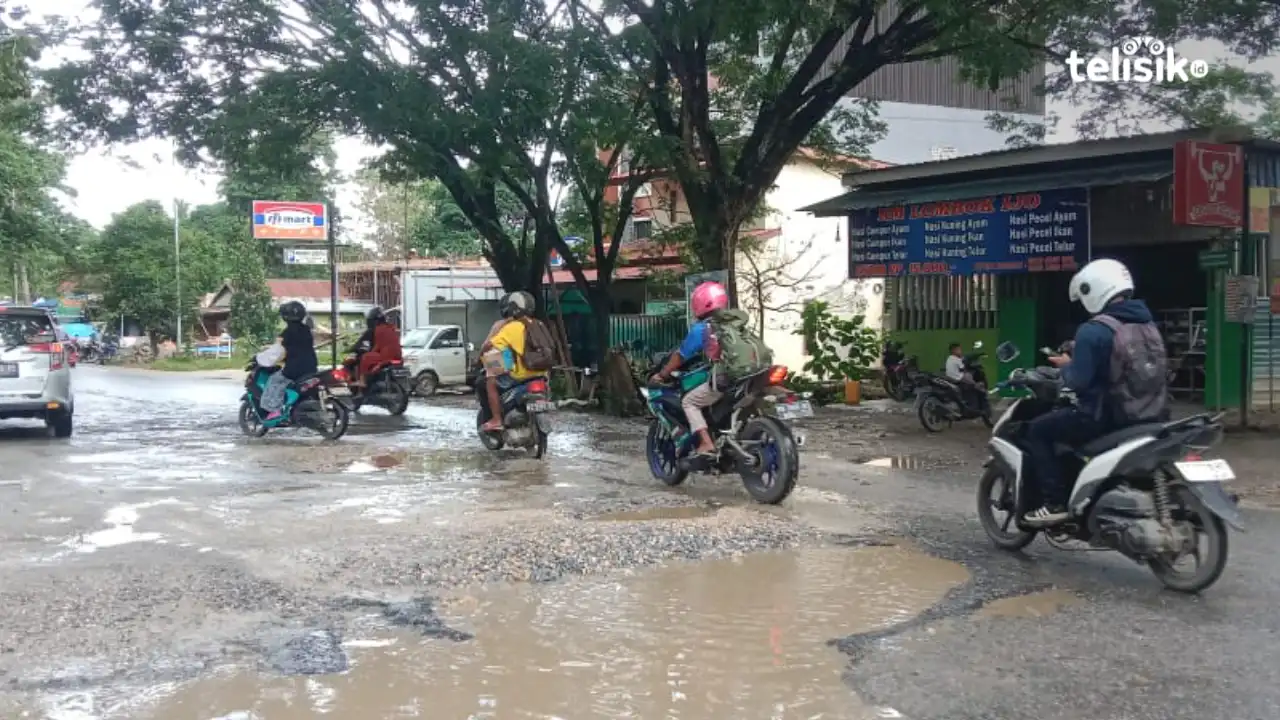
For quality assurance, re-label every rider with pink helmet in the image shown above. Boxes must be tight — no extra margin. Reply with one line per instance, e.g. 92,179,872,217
649,281,730,455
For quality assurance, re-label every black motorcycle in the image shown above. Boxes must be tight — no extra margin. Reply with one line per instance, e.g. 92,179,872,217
475,375,554,459
881,340,919,401
343,340,411,415
638,353,806,505
978,341,1241,594
915,340,992,432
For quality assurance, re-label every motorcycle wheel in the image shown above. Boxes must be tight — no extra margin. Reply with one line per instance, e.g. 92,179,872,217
238,400,269,438
532,427,548,460
980,407,995,428
977,466,1037,550
477,408,505,450
1149,485,1230,594
645,419,688,486
737,417,798,504
917,396,951,433
319,398,350,440
884,373,906,402
385,382,411,416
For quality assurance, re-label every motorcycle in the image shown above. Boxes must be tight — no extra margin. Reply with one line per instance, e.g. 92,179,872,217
343,341,412,415
977,341,1241,594
238,361,352,440
475,374,554,459
881,340,919,401
915,340,992,432
638,354,806,505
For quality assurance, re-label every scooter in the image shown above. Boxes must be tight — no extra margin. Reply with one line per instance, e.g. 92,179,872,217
239,362,352,440
343,342,411,415
475,374,554,459
881,340,919,401
914,340,991,432
976,341,1242,593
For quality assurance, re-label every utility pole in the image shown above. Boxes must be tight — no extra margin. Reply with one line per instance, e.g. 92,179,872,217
174,198,182,351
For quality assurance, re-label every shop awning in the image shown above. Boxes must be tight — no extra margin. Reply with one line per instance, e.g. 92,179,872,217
803,160,1172,216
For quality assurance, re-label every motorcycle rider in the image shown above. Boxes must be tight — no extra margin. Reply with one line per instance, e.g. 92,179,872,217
478,290,546,432
262,301,318,423
351,306,402,388
649,281,730,457
945,341,983,410
1024,258,1160,526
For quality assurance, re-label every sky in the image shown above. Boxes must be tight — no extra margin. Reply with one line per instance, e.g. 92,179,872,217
32,3,1280,234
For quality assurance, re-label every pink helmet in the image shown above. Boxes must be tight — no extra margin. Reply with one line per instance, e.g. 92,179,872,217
690,281,729,319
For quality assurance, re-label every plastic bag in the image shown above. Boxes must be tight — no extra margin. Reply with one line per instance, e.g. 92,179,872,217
256,342,285,367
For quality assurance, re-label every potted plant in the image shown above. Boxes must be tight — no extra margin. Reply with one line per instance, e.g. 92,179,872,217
795,301,880,405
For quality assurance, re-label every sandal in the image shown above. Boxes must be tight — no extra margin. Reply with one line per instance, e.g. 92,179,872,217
480,419,504,433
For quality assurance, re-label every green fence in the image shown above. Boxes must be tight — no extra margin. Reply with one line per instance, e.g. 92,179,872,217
610,314,687,355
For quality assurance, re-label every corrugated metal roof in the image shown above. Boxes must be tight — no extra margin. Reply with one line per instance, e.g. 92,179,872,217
804,160,1172,216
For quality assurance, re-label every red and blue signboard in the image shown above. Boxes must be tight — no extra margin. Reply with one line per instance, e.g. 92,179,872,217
847,187,1090,277
252,201,329,241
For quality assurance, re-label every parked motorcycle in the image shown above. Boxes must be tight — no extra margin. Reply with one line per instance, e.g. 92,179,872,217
475,375,554,459
638,354,806,505
881,340,919,401
343,343,411,415
977,341,1240,593
238,361,352,439
915,340,992,432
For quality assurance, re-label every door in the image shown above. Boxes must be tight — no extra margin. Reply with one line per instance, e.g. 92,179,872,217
428,327,468,384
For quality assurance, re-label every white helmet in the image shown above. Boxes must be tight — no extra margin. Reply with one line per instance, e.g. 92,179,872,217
1069,258,1134,314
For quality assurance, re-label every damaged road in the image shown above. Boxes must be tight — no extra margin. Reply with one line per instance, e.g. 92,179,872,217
0,367,1278,718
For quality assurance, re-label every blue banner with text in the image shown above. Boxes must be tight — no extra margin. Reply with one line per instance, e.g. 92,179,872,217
847,187,1090,278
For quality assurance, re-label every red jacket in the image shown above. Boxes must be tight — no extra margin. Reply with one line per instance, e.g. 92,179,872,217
372,323,402,361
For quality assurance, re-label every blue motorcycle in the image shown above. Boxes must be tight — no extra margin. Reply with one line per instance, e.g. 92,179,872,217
637,352,806,505
238,361,351,439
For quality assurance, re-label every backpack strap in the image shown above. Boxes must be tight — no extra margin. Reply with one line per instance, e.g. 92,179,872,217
1090,313,1122,332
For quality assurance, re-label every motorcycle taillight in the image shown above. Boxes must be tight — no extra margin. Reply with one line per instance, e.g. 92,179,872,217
527,379,548,394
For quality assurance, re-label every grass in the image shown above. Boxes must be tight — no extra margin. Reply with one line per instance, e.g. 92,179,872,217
147,353,252,372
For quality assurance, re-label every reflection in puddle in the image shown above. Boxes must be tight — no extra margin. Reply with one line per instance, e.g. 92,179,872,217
60,499,181,553
977,589,1082,618
588,504,720,522
862,456,925,469
138,545,966,719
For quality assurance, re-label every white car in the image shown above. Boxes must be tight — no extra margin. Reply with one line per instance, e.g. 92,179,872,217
0,306,75,436
402,325,473,396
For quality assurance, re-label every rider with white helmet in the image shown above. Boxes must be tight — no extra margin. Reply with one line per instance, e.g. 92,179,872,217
1024,257,1162,526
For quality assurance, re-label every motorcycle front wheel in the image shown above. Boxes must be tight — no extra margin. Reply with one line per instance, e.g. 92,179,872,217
238,400,269,438
977,466,1037,550
645,420,688,486
737,417,798,504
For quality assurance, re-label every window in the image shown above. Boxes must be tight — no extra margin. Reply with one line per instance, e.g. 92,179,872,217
402,328,434,348
633,218,652,241
431,327,461,348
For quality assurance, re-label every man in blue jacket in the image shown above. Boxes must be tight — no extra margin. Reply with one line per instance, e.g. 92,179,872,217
1024,258,1156,526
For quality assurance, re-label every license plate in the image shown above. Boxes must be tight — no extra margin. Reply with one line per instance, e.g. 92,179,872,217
775,400,813,420
329,386,351,397
391,368,410,378
0,362,16,378
1174,459,1235,482
528,400,555,413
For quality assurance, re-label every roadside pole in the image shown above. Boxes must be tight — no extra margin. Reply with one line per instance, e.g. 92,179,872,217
329,229,339,369
174,198,182,351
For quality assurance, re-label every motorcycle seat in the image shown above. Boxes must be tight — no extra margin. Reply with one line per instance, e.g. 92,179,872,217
1077,422,1166,456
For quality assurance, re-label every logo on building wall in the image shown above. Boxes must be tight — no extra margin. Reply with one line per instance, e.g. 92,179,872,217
1066,37,1209,84
1173,141,1244,228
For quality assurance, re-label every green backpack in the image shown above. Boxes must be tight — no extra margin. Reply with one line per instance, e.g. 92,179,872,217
707,308,772,381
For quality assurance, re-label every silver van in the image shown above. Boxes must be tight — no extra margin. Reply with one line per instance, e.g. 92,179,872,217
0,306,75,436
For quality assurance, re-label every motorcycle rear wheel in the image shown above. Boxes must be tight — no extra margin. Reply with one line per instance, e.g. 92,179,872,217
737,417,798,505
477,408,505,450
384,382,411,416
318,399,350,440
1148,485,1229,594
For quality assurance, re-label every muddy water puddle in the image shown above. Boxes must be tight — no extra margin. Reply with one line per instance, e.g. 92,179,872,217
135,545,967,719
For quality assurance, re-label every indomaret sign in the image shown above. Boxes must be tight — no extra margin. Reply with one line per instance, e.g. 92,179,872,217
1172,141,1244,228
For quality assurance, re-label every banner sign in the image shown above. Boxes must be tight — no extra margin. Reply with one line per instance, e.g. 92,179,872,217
1173,141,1244,228
848,187,1089,277
283,248,329,265
252,201,329,241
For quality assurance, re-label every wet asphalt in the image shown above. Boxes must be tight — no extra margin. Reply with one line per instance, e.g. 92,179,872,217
0,366,1279,718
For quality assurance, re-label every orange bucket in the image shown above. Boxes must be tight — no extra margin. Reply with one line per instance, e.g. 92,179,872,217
844,379,862,405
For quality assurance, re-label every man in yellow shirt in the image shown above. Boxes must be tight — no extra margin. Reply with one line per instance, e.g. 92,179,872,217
479,291,547,432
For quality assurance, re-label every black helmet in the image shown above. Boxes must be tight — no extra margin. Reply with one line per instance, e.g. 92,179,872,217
279,300,306,323
365,306,386,326
500,290,535,319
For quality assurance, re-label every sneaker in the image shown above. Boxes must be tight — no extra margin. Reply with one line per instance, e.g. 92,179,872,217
264,410,282,422
1023,505,1069,526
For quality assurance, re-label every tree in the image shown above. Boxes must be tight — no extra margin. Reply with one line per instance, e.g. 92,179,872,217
87,201,222,349
45,0,652,367
737,233,868,335
580,0,1280,297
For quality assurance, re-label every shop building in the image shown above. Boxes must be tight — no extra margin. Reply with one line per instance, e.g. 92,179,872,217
805,128,1280,414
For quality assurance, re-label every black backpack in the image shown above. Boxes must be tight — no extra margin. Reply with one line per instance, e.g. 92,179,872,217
1091,314,1169,424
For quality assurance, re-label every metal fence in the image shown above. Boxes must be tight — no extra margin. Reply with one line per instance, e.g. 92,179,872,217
610,314,687,355
1252,298,1280,411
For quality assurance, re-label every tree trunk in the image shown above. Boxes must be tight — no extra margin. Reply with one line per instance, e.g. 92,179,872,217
16,261,30,304
589,286,612,368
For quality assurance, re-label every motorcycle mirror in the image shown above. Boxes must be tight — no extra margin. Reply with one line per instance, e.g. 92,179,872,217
973,340,983,349
466,342,475,352
995,341,1019,363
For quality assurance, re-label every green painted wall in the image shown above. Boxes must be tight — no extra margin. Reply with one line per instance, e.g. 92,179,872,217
890,328,1000,382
